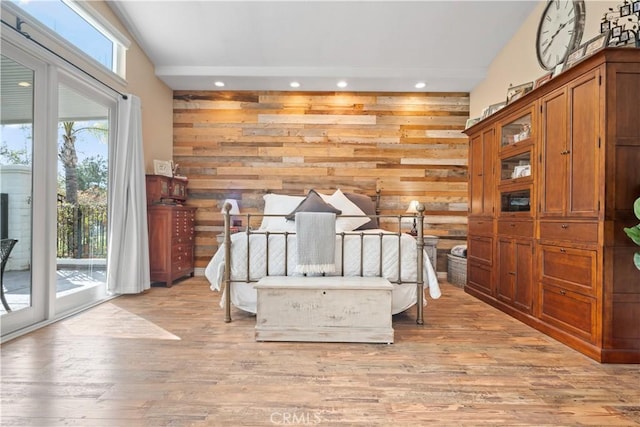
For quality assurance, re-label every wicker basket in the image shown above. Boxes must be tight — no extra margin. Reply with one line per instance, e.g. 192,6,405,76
447,254,467,287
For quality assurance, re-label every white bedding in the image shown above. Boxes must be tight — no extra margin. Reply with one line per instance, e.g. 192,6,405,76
204,229,441,315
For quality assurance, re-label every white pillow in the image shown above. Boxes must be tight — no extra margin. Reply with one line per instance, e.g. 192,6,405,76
260,193,304,231
326,189,369,232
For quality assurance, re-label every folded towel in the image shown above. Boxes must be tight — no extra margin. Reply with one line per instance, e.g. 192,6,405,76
451,244,467,258
296,212,336,274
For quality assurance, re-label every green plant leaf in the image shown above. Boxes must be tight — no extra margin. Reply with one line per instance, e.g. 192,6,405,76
634,252,640,271
625,226,640,246
634,197,640,221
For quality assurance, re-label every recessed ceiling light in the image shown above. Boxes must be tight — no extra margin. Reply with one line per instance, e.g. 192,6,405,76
415,82,426,89
214,81,225,87
18,81,31,87
290,81,300,88
337,81,348,88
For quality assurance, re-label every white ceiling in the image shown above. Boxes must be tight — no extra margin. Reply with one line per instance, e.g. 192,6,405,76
109,1,539,93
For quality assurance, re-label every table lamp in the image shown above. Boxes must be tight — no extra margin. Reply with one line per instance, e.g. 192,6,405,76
406,200,419,235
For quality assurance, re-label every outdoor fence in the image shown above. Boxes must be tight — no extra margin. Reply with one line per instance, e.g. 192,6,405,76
57,200,107,258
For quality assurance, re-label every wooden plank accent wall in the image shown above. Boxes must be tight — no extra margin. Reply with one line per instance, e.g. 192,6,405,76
172,91,470,272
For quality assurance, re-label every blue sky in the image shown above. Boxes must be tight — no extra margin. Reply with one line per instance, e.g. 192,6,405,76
1,121,108,167
2,1,112,166
12,0,112,69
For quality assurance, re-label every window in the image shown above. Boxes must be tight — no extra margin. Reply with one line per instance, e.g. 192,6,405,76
9,0,128,77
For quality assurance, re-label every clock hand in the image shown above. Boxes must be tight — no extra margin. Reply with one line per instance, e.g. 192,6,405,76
543,21,570,56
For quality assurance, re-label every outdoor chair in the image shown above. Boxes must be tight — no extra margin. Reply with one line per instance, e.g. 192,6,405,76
1,239,18,312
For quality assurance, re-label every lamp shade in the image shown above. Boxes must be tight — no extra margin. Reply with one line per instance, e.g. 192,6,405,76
221,199,240,215
406,200,420,214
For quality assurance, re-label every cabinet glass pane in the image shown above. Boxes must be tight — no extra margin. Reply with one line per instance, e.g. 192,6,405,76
501,189,531,212
501,152,531,180
501,113,532,147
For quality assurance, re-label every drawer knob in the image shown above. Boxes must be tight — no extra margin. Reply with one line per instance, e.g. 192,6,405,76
560,248,566,253
560,290,566,296
561,224,568,229
510,223,516,227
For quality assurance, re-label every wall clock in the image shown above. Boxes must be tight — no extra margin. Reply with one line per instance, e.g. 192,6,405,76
536,0,586,71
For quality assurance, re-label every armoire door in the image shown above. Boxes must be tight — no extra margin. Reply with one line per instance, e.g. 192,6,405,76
540,88,568,217
567,69,600,218
469,129,495,216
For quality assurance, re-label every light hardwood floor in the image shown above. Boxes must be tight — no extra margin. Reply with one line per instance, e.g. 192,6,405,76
1,278,639,426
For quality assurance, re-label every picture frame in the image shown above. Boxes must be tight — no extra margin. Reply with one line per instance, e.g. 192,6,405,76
600,20,611,33
534,72,553,89
552,62,565,78
612,26,622,39
153,159,173,177
513,165,531,179
465,117,481,129
487,101,506,116
505,82,533,105
564,45,586,69
620,30,631,43
584,31,610,58
634,0,640,13
620,3,632,17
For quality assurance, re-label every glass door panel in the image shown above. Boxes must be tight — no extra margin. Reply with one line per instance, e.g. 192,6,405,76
55,82,109,311
0,54,34,317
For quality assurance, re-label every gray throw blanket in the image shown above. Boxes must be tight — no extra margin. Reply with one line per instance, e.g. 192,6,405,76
295,212,336,274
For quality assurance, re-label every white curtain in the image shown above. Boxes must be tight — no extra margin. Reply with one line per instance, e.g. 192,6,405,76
106,95,150,294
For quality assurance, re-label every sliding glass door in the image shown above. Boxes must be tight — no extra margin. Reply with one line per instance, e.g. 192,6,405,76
54,77,112,315
0,44,46,334
1,40,116,338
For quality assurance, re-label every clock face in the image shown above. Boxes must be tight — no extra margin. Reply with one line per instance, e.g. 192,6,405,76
536,0,585,70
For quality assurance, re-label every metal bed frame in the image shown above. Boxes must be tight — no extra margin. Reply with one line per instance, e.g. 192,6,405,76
221,191,427,324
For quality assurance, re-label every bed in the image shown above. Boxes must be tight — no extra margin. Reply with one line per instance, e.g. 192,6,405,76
204,189,441,324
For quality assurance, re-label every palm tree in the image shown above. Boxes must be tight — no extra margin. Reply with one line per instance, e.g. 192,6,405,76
58,121,107,257
59,121,79,205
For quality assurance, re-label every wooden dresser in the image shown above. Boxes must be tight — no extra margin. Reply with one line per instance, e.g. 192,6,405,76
146,175,195,287
464,49,640,363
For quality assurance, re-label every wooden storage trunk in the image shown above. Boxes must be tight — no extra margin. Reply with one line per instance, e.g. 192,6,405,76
254,276,393,343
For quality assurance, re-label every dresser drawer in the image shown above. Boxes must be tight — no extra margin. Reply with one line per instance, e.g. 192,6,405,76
498,219,533,238
173,234,194,246
172,209,194,219
539,221,598,244
172,260,193,277
172,210,195,227
468,218,493,236
172,247,193,268
172,221,195,238
540,284,597,344
539,244,597,296
172,242,191,256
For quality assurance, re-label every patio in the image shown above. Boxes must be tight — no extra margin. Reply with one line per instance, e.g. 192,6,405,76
0,259,106,314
